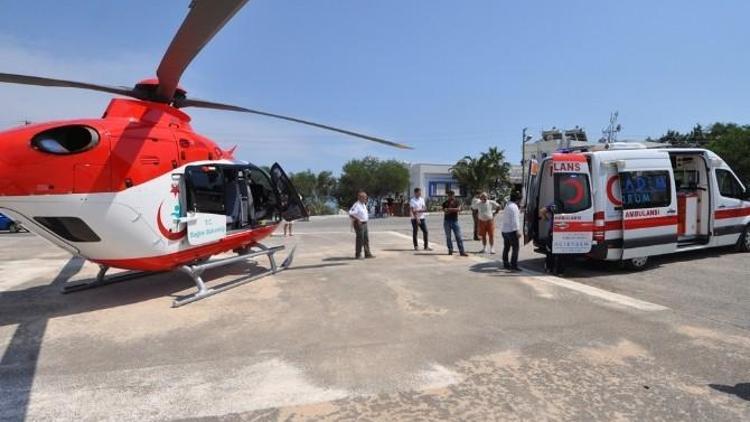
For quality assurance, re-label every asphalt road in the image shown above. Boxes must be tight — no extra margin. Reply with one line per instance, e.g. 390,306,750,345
0,216,748,421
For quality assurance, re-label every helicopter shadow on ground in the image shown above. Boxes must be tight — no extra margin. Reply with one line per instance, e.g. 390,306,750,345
0,253,315,420
0,257,86,422
708,383,750,401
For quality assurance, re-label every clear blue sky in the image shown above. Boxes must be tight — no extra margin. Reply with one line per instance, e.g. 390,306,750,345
1,0,748,173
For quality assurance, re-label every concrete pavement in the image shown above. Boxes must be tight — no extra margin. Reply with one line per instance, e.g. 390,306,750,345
1,218,749,421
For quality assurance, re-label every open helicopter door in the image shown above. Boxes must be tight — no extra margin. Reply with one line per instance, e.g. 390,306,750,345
551,153,594,254
270,163,309,221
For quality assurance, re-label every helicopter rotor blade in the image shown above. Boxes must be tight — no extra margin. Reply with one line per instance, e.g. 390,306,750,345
0,72,138,98
156,0,249,101
177,97,413,150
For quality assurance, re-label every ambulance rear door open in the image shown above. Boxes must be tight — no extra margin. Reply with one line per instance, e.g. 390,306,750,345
550,153,594,254
617,153,678,259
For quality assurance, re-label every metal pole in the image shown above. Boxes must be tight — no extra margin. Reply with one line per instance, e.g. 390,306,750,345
520,127,527,201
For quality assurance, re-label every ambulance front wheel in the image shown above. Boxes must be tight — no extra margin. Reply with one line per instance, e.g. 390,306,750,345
738,224,750,252
625,256,649,271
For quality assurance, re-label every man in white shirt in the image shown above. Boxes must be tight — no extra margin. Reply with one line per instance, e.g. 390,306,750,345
500,191,523,271
409,188,432,251
471,192,501,254
349,191,374,259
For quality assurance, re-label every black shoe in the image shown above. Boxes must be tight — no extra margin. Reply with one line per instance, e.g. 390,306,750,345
460,252,469,257
365,254,375,259
414,246,418,251
424,246,433,251
510,267,522,272
448,250,454,255
503,264,511,270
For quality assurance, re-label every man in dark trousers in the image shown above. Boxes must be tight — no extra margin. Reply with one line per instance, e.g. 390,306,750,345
349,191,374,259
442,190,469,256
409,188,432,251
500,191,522,271
540,202,563,275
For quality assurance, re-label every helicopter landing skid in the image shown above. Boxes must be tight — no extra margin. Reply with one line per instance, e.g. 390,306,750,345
172,243,295,308
60,243,295,307
61,264,154,294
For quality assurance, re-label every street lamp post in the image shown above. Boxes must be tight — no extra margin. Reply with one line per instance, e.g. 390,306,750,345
520,128,533,203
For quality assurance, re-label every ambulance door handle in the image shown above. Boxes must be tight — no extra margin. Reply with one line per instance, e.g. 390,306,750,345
717,205,726,209
666,209,677,214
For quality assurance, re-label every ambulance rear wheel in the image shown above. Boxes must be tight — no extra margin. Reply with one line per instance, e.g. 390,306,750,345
8,222,19,233
626,256,649,270
738,224,750,252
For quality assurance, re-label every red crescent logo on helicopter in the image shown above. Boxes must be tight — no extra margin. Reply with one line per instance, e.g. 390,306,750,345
157,202,187,240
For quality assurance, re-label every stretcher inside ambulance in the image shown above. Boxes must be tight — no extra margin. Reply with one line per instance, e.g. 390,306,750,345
523,145,750,269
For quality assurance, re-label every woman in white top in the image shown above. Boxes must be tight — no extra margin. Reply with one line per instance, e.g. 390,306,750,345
471,192,501,253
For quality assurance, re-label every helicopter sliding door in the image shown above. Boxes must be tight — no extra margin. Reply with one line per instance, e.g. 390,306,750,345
270,163,309,221
184,164,306,231
184,164,277,232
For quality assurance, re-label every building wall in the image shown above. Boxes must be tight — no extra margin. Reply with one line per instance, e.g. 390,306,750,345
409,163,464,199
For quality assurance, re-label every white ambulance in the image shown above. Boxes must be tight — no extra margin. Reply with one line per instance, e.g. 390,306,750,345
523,143,750,269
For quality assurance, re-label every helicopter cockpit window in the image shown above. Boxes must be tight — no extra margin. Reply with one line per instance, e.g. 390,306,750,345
31,125,100,155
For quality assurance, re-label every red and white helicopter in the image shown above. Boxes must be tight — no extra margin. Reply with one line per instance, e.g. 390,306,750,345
0,0,409,306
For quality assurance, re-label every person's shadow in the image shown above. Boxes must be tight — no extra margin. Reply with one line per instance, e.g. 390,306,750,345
709,383,750,401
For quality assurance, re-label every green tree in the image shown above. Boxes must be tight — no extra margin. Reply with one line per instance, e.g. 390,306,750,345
654,122,750,185
335,157,409,208
656,124,709,147
289,170,338,215
451,147,512,199
707,123,750,185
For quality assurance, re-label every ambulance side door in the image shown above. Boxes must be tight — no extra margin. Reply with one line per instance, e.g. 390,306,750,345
711,165,750,245
618,155,678,259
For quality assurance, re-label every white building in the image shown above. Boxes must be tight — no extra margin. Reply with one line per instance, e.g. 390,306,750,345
409,163,465,199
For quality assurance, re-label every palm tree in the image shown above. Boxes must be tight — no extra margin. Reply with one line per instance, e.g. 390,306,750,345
451,147,512,199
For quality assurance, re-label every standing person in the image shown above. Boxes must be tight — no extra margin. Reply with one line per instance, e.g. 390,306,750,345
471,191,481,241
349,191,374,259
283,220,294,236
471,192,501,254
442,190,469,256
539,202,563,275
409,188,432,251
500,191,523,271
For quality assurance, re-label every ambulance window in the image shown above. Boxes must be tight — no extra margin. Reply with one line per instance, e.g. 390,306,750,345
554,173,591,213
716,169,745,199
619,171,671,209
